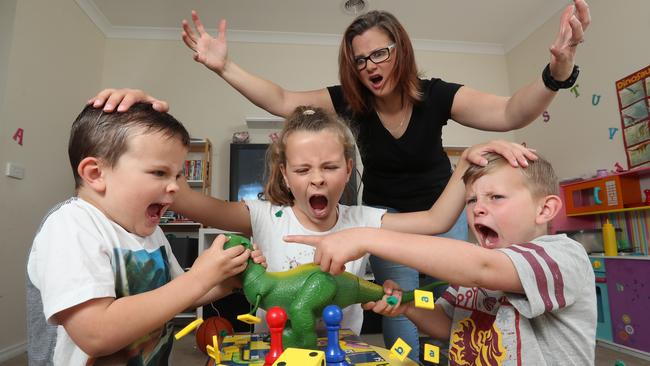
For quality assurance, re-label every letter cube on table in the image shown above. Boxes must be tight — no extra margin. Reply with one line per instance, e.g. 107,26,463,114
389,337,412,362
272,347,325,366
414,289,435,310
424,343,440,364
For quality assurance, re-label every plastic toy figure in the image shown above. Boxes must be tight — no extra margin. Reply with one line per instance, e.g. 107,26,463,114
224,235,444,349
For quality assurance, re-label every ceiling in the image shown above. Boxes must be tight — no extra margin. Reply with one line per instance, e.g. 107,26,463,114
77,0,569,54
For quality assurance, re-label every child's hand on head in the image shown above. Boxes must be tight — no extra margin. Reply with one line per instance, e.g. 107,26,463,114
362,280,411,317
88,88,169,113
463,140,537,168
251,242,267,269
189,234,250,292
284,228,369,275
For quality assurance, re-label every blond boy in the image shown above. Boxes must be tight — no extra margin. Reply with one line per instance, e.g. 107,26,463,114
287,152,596,365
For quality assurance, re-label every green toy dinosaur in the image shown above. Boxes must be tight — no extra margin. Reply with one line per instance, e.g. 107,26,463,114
224,234,445,349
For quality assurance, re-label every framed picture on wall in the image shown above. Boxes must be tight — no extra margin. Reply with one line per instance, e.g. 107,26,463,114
615,65,650,168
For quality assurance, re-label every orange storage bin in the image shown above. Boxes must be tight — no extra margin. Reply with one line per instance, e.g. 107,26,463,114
562,175,641,215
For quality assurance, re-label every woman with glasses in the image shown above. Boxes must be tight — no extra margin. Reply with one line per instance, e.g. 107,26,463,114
90,2,590,360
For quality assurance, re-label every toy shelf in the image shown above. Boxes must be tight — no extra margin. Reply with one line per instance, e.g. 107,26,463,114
566,205,650,217
561,166,650,217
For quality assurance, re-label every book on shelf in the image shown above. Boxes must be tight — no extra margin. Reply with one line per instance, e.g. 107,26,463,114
159,210,196,225
183,159,203,181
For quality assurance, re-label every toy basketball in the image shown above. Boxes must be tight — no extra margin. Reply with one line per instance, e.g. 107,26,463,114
195,316,234,355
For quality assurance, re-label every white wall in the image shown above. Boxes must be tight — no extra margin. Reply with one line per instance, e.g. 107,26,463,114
509,0,650,180
0,0,105,359
0,0,17,114
102,39,513,199
2,0,649,359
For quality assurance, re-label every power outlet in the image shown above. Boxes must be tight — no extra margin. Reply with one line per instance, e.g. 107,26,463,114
5,162,25,179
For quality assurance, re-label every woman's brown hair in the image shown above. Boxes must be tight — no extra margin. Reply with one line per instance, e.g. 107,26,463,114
339,10,422,115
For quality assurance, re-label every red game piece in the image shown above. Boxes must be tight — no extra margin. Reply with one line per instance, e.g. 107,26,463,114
264,306,287,366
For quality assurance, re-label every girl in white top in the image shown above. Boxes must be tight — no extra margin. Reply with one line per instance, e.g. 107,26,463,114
167,105,535,334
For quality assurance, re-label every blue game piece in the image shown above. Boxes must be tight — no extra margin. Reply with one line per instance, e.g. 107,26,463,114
322,305,351,366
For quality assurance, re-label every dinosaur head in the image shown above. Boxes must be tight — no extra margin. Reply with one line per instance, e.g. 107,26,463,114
222,233,264,281
223,234,254,251
222,234,266,314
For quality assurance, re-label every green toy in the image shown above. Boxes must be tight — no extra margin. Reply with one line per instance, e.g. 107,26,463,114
224,234,446,349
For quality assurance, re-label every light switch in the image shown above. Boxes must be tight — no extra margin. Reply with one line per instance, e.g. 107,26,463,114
5,162,25,179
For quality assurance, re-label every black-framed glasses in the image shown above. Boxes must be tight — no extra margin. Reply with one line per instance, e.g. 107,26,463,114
354,43,395,71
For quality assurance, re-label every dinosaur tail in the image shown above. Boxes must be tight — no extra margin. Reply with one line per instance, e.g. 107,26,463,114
401,281,447,303
354,277,447,304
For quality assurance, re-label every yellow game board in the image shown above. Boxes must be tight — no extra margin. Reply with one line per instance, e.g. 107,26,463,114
217,329,390,365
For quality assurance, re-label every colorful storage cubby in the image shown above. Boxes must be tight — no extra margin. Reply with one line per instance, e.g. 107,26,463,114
563,175,641,215
606,258,650,353
590,257,613,342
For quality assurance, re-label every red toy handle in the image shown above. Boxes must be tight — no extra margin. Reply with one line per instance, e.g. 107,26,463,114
264,306,287,366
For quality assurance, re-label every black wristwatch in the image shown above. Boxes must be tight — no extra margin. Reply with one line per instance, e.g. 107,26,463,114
542,63,579,91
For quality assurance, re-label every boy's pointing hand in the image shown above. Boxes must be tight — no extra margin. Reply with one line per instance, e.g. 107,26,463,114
284,228,370,275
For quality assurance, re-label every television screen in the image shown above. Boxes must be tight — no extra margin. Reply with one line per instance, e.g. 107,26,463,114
229,143,358,205
230,144,268,202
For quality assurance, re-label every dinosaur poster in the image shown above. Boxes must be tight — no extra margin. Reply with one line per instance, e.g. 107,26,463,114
615,64,650,168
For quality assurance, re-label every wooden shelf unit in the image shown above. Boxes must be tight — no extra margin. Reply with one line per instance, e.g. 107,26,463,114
162,138,212,321
159,138,212,228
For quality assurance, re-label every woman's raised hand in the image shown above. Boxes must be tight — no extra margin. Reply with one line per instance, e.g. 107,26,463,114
548,0,591,81
182,10,229,74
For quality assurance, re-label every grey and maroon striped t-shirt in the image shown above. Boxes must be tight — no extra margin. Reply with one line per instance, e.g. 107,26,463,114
437,234,596,365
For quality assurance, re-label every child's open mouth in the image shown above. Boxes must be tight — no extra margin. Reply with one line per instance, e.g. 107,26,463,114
475,224,499,248
309,195,329,217
147,203,167,224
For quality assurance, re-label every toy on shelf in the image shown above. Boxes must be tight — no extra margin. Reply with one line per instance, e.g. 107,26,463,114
602,219,619,256
196,317,235,355
224,234,447,349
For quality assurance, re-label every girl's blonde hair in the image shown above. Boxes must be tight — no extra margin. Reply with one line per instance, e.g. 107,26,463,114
264,106,356,206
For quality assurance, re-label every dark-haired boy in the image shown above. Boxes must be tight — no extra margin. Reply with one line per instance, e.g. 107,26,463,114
27,104,253,365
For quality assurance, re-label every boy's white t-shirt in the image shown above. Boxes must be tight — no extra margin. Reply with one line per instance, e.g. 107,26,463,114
27,197,184,366
245,199,386,335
